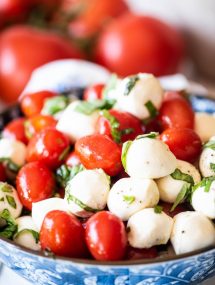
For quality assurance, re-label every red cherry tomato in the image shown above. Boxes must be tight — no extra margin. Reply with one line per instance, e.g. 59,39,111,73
126,246,158,260
65,151,81,167
160,128,202,162
0,164,6,182
21,90,57,118
159,201,190,218
83,84,105,101
95,14,184,77
75,134,122,176
0,26,84,103
96,109,144,143
2,117,28,144
25,114,57,139
26,128,70,169
40,210,87,258
16,161,55,210
85,211,127,261
158,97,194,130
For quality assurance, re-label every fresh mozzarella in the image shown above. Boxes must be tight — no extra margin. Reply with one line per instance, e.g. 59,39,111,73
157,160,201,203
107,178,159,221
171,211,215,255
127,208,173,248
56,101,99,142
122,136,177,179
13,216,40,251
0,182,22,219
191,179,215,219
115,73,164,120
65,169,110,218
32,198,68,231
199,136,215,177
0,138,27,166
194,112,215,142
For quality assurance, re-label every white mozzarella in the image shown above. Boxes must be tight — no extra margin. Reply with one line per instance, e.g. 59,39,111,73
171,211,215,255
157,160,201,203
107,178,159,221
32,198,68,231
115,73,164,119
194,112,215,142
0,182,22,219
199,136,215,177
0,138,27,166
123,137,177,179
127,208,173,248
56,101,99,142
192,180,215,219
13,216,40,251
65,169,110,218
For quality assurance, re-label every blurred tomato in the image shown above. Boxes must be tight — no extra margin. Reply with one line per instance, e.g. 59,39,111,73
95,14,184,76
2,117,28,144
0,26,84,103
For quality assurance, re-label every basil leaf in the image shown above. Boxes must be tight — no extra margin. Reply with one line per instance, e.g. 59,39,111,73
203,140,215,150
121,140,132,171
121,128,134,135
136,132,158,140
145,100,158,119
42,96,70,116
6,195,16,209
154,205,163,214
58,146,70,161
0,209,17,239
171,168,194,185
102,74,118,99
0,183,13,193
14,229,39,243
123,195,135,205
0,158,20,173
210,163,215,172
66,194,99,213
192,176,215,193
74,99,116,115
171,183,191,212
124,75,139,96
101,110,121,143
56,164,84,188
0,197,4,202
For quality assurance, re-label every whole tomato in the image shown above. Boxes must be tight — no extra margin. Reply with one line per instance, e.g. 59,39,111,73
95,14,184,76
2,117,28,144
0,26,84,103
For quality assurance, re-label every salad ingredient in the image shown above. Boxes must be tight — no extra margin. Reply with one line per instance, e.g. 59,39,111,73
126,246,158,260
0,164,6,182
171,211,215,255
199,136,215,177
194,112,215,142
85,211,127,261
83,84,105,101
2,118,28,145
65,151,81,167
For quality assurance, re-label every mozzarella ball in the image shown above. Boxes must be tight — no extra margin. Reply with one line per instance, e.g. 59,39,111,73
199,137,215,177
65,169,110,218
115,73,164,120
0,182,22,219
171,211,215,255
194,112,215,142
13,216,40,251
56,101,99,142
123,137,177,179
32,198,68,231
192,180,215,219
127,208,173,248
0,138,27,166
107,178,159,221
157,160,201,203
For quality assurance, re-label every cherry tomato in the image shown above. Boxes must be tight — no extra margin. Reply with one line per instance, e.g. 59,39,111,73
83,84,105,101
0,26,84,103
126,246,158,260
26,128,70,169
2,117,28,144
16,161,55,210
95,14,184,77
145,118,162,134
21,90,57,118
159,201,190,218
160,128,202,162
0,164,6,182
158,97,194,130
65,151,81,167
40,210,87,258
96,109,144,143
25,114,57,139
85,211,127,261
75,134,122,176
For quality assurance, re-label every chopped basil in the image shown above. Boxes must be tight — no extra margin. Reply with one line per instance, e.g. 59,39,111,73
210,163,215,172
0,158,20,173
154,205,163,214
74,99,116,115
123,195,135,204
14,229,39,243
42,96,70,116
121,140,132,171
101,110,121,143
192,176,215,193
121,128,134,135
171,183,191,212
203,140,215,150
0,183,13,193
0,209,17,239
56,164,84,188
171,168,194,185
0,197,4,202
102,74,118,99
58,146,70,161
124,75,139,96
66,193,99,213
6,195,16,209
136,132,158,140
145,101,158,119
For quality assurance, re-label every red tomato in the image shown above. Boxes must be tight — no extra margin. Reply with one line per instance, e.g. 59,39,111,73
0,26,84,103
40,210,87,258
25,114,57,139
158,97,194,130
163,91,184,101
21,90,57,118
65,151,81,167
96,109,144,143
85,211,127,261
0,164,6,182
126,246,158,260
83,84,105,101
95,14,184,77
75,134,122,176
16,161,55,210
159,201,189,218
160,128,202,162
26,128,70,169
2,117,28,144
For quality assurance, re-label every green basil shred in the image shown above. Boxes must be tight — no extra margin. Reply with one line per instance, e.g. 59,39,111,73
56,164,84,188
154,205,163,214
0,209,17,239
121,141,132,172
66,193,99,213
136,132,158,140
74,99,116,115
42,96,70,116
124,75,139,96
145,100,158,119
123,195,135,205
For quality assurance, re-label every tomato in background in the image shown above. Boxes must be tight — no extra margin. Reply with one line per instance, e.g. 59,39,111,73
83,83,105,101
2,117,28,144
0,26,84,103
95,14,184,77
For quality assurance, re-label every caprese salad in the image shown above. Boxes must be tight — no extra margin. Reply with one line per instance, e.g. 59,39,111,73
0,73,214,261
